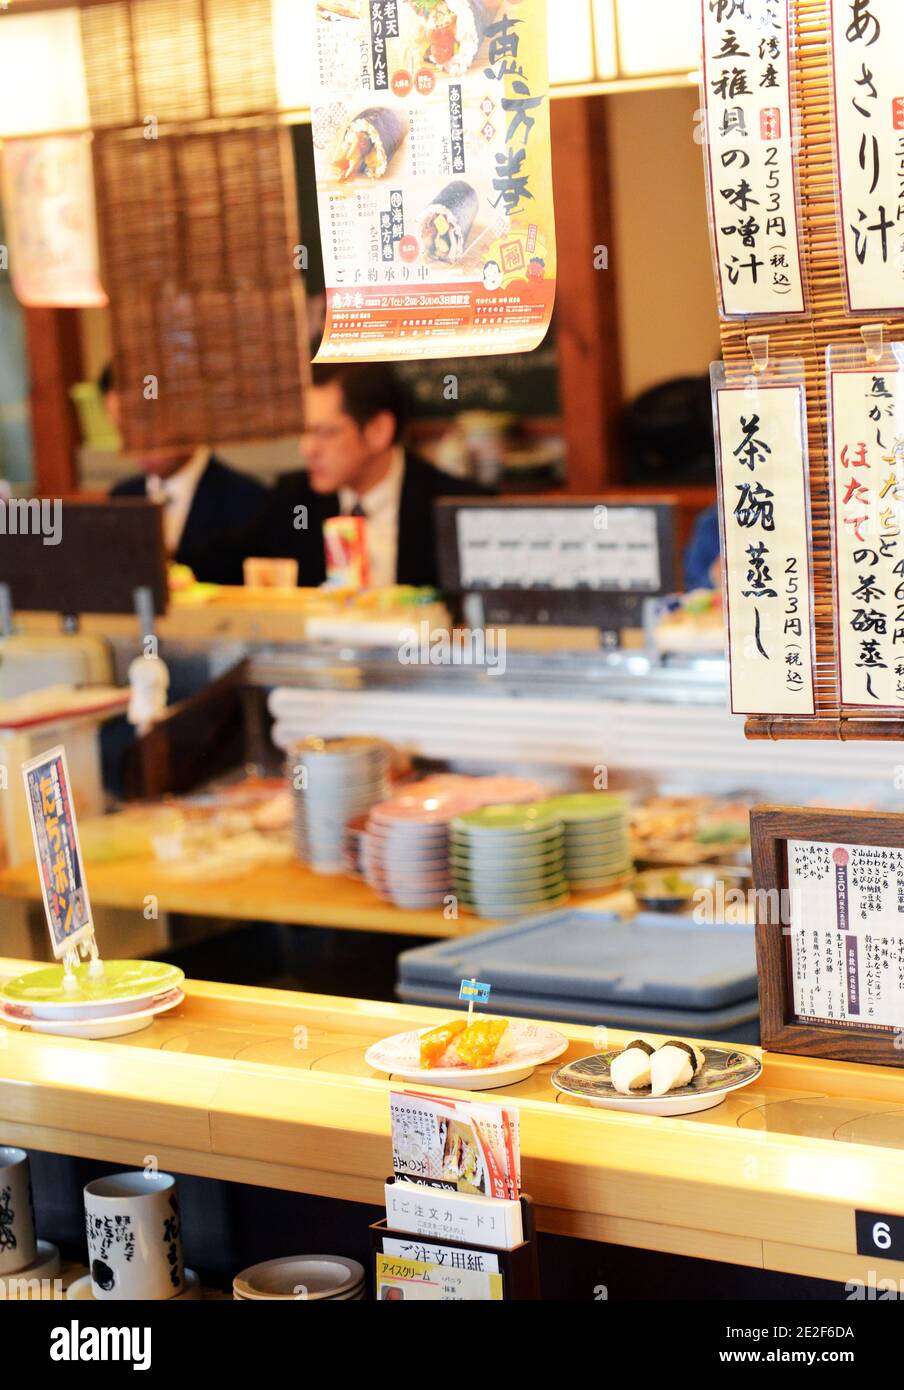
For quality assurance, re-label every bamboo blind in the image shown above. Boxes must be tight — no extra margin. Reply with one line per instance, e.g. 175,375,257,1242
79,0,279,128
94,124,306,449
719,0,904,741
85,0,306,450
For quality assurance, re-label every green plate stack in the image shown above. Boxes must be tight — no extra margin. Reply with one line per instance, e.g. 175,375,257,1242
450,803,568,918
541,794,632,890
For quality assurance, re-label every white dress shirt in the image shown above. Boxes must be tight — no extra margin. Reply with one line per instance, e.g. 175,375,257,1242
146,447,209,555
339,447,405,588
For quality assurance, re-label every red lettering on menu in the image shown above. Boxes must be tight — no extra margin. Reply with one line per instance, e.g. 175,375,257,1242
760,107,781,141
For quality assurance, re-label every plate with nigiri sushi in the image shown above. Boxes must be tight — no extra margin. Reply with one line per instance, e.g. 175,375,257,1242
552,1038,762,1116
365,1016,569,1089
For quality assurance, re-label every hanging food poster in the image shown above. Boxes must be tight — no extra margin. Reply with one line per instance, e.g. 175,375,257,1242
829,347,904,710
0,134,108,309
311,0,556,361
830,0,904,314
713,371,816,715
787,839,904,1032
701,0,806,318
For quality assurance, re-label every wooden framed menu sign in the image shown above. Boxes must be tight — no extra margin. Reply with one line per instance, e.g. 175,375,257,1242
751,805,904,1066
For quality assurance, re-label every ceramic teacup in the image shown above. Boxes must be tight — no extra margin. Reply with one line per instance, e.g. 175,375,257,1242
84,1171,184,1300
0,1147,37,1276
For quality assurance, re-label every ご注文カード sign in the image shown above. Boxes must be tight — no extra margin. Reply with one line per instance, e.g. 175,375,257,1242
311,0,556,361
828,348,904,710
830,0,904,313
701,0,806,318
713,373,816,715
22,746,94,959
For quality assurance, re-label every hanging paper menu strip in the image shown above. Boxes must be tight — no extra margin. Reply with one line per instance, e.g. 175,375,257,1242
787,839,904,1031
700,0,806,318
829,342,904,710
22,746,96,961
311,0,556,362
830,0,904,314
713,366,816,715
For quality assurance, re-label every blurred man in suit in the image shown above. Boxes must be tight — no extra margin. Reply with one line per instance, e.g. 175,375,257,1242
228,361,481,588
101,365,267,584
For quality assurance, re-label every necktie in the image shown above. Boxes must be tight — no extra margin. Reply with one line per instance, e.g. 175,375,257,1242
350,502,367,519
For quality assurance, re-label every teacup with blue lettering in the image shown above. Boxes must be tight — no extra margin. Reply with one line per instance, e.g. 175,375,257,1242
0,1147,37,1276
84,1171,184,1300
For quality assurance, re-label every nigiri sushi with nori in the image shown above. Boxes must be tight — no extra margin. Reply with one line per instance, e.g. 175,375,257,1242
406,0,493,77
609,1038,655,1095
650,1040,705,1096
420,180,478,262
333,107,407,181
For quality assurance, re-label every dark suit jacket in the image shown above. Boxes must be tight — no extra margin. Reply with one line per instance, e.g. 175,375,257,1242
110,455,267,584
220,453,486,589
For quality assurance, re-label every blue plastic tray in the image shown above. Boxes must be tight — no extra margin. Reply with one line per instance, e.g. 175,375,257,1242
398,909,758,1010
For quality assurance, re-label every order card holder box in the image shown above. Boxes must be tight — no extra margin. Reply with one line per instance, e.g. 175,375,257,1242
371,1183,540,1301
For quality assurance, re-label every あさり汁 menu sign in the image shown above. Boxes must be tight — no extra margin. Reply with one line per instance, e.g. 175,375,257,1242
311,0,556,361
701,0,806,318
830,0,904,313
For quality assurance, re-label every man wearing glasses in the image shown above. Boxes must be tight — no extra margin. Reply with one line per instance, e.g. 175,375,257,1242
224,362,482,588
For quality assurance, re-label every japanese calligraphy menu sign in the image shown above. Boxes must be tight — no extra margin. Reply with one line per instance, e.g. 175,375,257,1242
22,746,94,958
714,377,816,714
311,0,556,361
829,350,904,709
701,0,806,318
787,839,904,1031
830,0,904,313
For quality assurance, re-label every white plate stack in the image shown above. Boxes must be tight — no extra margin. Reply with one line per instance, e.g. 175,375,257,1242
233,1255,366,1301
290,737,390,875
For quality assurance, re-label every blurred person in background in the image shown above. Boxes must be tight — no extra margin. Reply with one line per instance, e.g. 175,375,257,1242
227,361,484,588
100,364,266,584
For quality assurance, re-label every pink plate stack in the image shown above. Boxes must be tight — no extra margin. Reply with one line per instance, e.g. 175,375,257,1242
362,775,543,910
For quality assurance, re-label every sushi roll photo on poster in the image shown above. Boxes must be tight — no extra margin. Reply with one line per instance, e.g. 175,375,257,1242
333,107,409,181
420,180,479,263
405,0,499,77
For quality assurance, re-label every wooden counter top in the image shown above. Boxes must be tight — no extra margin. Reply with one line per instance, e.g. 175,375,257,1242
0,858,632,937
2,957,904,1284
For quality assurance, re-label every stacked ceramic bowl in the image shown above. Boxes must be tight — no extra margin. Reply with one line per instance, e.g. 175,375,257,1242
363,776,543,910
290,737,390,875
0,960,185,1040
233,1255,366,1301
450,803,568,918
542,793,632,889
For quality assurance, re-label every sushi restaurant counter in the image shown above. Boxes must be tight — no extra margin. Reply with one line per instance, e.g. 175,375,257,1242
0,859,632,939
2,956,904,1287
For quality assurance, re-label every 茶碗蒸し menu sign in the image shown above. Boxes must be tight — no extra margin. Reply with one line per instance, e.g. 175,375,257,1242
311,0,556,361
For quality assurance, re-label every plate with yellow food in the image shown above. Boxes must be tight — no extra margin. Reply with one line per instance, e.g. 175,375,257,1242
365,1015,569,1089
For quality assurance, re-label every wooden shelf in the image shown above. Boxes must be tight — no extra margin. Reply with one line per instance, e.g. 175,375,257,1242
0,858,633,938
3,957,904,1283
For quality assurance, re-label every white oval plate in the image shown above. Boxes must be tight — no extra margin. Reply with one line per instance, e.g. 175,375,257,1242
0,991,184,1039
10,987,183,1024
365,1018,569,1090
552,1045,762,1116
